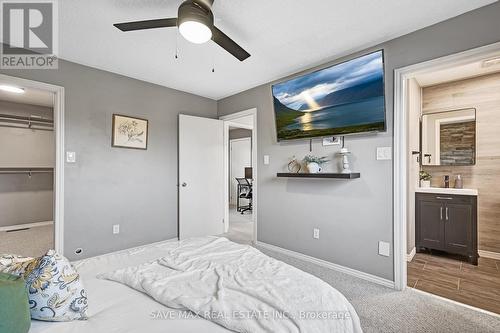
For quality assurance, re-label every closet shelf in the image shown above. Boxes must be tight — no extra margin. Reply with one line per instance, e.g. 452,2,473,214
0,167,54,174
0,113,54,131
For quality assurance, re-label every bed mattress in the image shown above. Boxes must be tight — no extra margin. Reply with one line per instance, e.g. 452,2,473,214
30,239,231,333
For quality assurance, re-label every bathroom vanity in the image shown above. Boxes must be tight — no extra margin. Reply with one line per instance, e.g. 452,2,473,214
415,187,478,264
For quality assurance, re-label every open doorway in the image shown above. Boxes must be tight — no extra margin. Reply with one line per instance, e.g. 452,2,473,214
395,42,500,314
0,74,64,257
221,109,257,245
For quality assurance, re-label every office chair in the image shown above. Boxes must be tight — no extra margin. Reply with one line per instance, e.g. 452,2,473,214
235,177,252,214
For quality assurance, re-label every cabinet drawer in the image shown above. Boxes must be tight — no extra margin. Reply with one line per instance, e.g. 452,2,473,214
416,193,475,205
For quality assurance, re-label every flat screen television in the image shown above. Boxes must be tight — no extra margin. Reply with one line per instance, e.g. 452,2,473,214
272,50,386,141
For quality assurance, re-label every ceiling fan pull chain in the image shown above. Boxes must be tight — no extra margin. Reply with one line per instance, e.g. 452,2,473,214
175,31,179,59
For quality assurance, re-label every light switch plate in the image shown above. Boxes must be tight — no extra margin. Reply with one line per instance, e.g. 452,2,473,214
66,151,76,163
313,228,320,239
113,224,120,234
263,155,270,165
376,147,392,160
378,241,390,257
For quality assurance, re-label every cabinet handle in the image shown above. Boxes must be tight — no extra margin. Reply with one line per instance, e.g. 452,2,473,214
446,207,449,221
436,197,453,200
440,207,443,220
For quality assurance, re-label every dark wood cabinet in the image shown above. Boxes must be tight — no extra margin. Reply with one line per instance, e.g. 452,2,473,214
416,193,478,265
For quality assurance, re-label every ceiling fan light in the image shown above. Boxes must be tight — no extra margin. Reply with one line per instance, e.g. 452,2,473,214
179,20,212,44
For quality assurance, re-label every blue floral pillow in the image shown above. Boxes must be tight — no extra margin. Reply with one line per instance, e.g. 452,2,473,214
24,250,88,321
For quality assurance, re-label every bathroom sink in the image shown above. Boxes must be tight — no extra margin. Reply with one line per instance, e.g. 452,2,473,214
415,187,478,196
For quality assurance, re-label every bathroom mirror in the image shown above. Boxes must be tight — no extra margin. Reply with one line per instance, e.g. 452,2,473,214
421,108,476,166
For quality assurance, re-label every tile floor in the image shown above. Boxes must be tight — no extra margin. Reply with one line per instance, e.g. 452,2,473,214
408,250,500,314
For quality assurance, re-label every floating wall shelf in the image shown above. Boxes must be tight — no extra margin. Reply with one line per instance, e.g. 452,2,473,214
276,172,360,179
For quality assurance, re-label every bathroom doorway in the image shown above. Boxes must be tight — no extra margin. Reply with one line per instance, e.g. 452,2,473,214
395,42,500,314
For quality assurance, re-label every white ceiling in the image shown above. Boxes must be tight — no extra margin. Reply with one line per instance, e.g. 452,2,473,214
0,86,53,107
57,0,496,100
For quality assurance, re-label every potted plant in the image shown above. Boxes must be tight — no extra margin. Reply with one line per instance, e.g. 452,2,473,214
303,155,329,174
419,170,432,188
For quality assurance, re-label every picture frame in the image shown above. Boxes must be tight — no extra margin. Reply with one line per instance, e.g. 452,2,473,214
111,114,149,150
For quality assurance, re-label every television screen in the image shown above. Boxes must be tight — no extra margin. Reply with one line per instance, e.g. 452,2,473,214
272,50,386,141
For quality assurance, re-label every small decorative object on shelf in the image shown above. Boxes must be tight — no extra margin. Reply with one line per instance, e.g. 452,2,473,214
337,148,352,174
419,170,432,187
302,155,329,174
287,156,301,173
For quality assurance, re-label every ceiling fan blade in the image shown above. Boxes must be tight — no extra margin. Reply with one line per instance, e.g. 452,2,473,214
212,26,250,61
114,18,177,32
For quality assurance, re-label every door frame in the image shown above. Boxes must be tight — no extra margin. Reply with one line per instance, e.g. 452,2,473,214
229,137,252,206
393,41,500,291
220,108,257,242
0,74,65,255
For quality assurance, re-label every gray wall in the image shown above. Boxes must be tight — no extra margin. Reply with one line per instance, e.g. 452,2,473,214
218,2,500,281
0,101,54,227
229,128,252,140
1,60,217,260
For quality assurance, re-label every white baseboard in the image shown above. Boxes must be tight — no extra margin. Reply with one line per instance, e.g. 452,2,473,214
478,250,500,260
0,221,53,232
406,247,416,262
255,241,395,289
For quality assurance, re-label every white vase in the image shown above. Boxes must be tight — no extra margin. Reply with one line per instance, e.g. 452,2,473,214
307,162,321,174
420,180,431,188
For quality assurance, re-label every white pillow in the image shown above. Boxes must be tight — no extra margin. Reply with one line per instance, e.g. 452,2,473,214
24,250,88,321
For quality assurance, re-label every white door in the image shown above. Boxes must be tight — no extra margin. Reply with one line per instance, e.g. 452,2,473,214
407,78,422,254
179,114,224,239
230,138,252,205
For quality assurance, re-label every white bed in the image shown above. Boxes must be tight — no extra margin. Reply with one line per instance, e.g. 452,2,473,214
30,239,231,333
30,237,361,333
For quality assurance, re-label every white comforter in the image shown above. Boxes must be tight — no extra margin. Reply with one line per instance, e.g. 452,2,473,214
100,237,362,333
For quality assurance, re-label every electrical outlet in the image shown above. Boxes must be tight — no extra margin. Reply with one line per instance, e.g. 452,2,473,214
313,228,320,239
66,151,76,163
263,155,270,165
378,241,390,257
322,137,340,146
113,224,120,234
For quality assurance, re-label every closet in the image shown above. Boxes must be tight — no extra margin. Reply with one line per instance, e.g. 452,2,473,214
0,88,55,257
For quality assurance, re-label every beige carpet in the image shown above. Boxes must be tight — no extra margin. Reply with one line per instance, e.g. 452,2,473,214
221,206,254,245
259,247,500,333
0,225,53,257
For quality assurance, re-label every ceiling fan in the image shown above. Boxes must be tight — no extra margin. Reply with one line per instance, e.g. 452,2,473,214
113,0,250,62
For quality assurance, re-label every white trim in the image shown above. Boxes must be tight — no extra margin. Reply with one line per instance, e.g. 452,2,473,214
0,74,65,255
256,241,395,289
228,123,253,130
478,250,500,260
393,41,500,292
406,247,416,262
0,221,54,232
220,108,257,243
410,288,500,319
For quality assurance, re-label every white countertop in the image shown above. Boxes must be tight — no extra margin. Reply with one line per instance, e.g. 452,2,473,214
416,187,478,196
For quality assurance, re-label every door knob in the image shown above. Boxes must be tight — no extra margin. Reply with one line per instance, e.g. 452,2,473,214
181,182,187,187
